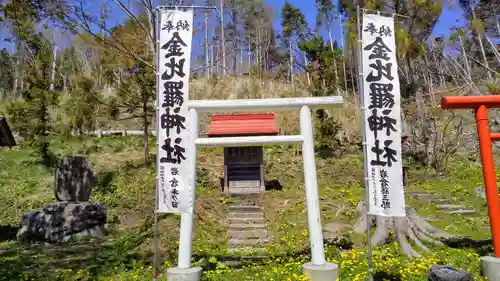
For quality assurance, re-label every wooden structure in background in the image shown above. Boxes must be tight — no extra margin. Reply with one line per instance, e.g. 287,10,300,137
0,116,16,148
207,113,279,195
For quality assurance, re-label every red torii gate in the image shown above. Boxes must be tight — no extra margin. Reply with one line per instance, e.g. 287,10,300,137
441,95,500,258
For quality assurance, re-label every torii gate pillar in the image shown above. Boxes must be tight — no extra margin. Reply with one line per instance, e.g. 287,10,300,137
441,96,500,280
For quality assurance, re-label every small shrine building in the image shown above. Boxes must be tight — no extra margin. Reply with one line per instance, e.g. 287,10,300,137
207,113,279,195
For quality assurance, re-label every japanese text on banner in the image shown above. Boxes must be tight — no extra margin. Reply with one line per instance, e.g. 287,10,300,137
361,13,406,217
156,9,193,214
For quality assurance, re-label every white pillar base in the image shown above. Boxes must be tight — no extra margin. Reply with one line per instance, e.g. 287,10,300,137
302,262,339,281
481,256,500,280
166,266,202,281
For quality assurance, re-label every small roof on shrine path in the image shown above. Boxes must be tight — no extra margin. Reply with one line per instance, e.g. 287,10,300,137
207,113,279,137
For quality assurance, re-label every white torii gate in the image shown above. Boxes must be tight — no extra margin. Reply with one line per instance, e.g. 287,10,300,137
166,96,343,281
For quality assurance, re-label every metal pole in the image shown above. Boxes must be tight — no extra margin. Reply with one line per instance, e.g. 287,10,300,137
356,5,374,281
475,105,500,257
153,8,161,281
177,108,199,268
299,105,326,266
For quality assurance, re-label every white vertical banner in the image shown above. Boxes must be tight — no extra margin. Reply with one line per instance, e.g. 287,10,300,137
156,9,194,214
361,13,406,217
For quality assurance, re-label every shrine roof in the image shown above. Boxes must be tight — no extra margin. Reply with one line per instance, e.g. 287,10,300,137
207,113,279,137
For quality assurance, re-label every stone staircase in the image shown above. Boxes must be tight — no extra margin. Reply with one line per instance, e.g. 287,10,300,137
227,199,269,253
405,190,476,215
228,186,263,196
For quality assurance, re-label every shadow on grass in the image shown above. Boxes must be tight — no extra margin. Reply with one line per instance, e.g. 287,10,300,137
373,271,401,281
94,170,117,194
192,236,354,271
443,236,493,257
94,154,156,195
0,230,150,281
0,225,18,242
0,210,179,281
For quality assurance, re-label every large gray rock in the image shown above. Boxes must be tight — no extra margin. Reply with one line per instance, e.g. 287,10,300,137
55,156,95,202
428,265,473,281
17,201,107,243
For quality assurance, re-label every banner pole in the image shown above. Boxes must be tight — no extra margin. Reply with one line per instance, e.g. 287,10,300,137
356,5,374,281
153,7,161,281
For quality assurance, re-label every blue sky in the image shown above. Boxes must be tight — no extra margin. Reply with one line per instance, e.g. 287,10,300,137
1,0,467,57
266,0,466,40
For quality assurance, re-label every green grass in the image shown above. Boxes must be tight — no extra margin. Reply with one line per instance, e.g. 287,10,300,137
0,136,496,280
405,157,492,240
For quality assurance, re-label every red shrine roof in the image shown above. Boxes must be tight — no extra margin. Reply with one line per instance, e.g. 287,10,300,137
208,113,279,137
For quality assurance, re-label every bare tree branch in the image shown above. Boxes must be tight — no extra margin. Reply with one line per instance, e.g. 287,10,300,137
64,2,154,69
112,0,154,44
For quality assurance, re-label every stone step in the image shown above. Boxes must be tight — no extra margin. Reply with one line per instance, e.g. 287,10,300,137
229,238,269,245
428,198,452,204
405,191,431,195
229,205,263,212
425,218,445,222
448,209,476,215
223,256,269,265
229,223,266,230
229,217,265,224
228,229,268,239
227,247,266,253
228,212,264,219
438,204,465,210
229,187,262,195
231,200,258,207
409,193,435,198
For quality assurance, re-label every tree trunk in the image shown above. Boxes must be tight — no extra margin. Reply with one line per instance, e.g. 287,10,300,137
289,41,294,83
145,0,156,64
328,27,339,93
497,16,500,35
220,0,226,75
471,5,493,81
13,41,22,99
49,46,58,92
257,26,261,73
240,45,244,75
458,35,472,81
248,40,251,73
339,12,348,94
304,51,311,87
350,45,356,94
205,10,210,77
423,51,435,105
430,40,445,88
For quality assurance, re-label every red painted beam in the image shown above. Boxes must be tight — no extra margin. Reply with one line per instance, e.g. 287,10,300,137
491,133,500,141
441,95,500,109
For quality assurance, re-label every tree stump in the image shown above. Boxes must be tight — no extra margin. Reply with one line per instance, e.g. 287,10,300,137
354,201,458,259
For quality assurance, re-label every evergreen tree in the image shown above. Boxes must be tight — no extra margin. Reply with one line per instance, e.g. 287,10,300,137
0,49,14,99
